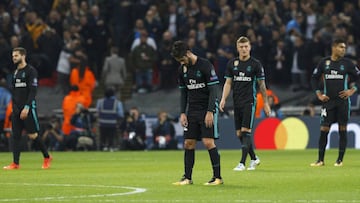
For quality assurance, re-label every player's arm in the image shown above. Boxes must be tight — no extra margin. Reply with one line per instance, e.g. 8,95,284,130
220,58,233,112
311,61,329,102
339,63,360,99
204,62,220,113
220,78,232,112
179,86,188,127
180,87,188,114
255,61,270,117
178,66,188,127
207,84,219,112
20,68,38,120
25,67,38,108
257,79,270,117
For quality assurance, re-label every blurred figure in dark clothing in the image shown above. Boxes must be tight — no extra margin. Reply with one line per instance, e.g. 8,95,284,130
158,31,177,90
152,111,177,150
121,107,146,150
87,4,109,78
37,27,63,75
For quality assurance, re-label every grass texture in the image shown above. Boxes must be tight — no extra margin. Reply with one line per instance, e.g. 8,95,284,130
0,149,359,202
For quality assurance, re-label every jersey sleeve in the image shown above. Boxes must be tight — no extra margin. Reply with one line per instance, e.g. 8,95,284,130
25,67,38,107
203,60,219,86
178,65,186,89
224,59,234,79
255,60,266,81
347,60,360,82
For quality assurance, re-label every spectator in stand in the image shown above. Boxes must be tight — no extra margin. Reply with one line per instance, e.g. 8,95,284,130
162,4,179,39
260,95,283,119
217,33,235,85
25,11,48,49
131,30,157,93
144,7,163,43
87,4,109,78
0,79,11,150
55,37,80,95
69,50,96,108
157,31,177,90
36,27,62,77
101,46,127,99
289,34,310,92
96,87,124,152
130,24,157,51
61,85,86,138
46,9,63,36
121,107,146,150
269,40,291,86
255,88,279,118
152,110,177,150
3,100,12,150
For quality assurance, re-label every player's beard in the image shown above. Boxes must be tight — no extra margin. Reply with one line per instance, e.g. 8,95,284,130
186,56,192,66
13,60,20,67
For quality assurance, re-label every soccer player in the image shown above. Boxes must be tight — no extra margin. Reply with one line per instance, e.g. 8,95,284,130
310,38,360,167
171,41,223,185
3,47,52,170
220,36,270,171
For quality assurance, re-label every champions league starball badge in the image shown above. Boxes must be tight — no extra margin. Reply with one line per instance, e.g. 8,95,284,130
234,60,239,66
325,60,330,66
183,66,187,73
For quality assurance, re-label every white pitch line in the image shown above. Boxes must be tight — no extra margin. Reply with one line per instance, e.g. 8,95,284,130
0,183,147,202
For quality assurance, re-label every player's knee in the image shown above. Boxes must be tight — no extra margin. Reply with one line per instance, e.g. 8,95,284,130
184,139,196,149
28,133,38,140
320,125,330,132
202,138,215,149
339,125,347,131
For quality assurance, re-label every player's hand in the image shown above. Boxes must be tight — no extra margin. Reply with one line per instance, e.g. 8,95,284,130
317,94,329,102
20,108,29,120
219,99,226,112
263,103,271,117
339,89,355,100
204,111,214,128
180,113,188,127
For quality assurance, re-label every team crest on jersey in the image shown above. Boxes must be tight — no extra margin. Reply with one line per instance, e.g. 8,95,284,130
234,60,239,66
22,72,26,78
196,70,202,77
183,66,187,73
340,65,344,70
325,60,331,66
246,66,252,72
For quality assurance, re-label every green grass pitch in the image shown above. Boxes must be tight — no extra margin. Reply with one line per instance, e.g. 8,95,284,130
0,149,359,202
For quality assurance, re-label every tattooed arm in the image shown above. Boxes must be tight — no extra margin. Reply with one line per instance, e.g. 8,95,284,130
258,80,270,117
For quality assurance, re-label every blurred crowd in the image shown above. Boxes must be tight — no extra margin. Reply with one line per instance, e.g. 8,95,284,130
0,0,360,151
0,0,358,93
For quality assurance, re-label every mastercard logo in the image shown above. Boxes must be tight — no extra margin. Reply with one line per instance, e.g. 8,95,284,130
254,117,309,149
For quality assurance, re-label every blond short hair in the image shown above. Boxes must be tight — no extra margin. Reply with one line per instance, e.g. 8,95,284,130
236,36,250,44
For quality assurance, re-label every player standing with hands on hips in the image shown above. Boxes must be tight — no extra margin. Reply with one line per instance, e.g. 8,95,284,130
220,36,270,171
171,41,223,185
310,38,360,167
3,47,52,170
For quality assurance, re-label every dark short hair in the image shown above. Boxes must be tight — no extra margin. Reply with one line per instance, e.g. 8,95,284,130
105,87,115,98
12,47,27,55
171,41,189,58
332,38,346,46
